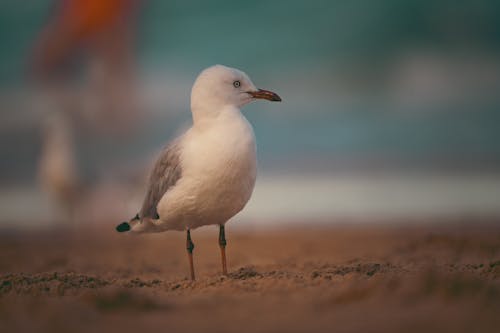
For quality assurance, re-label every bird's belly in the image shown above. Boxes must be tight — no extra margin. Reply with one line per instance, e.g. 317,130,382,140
158,120,257,229
187,141,257,227
202,154,255,212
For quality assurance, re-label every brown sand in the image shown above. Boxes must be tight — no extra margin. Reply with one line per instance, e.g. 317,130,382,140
1,222,499,333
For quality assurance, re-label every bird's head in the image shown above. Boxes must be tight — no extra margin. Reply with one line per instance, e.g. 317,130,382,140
190,65,281,115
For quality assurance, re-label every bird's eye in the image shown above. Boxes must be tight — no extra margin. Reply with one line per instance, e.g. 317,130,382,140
233,80,241,88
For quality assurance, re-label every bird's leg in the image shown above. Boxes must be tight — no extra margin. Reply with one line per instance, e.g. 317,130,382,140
219,224,228,275
186,229,195,281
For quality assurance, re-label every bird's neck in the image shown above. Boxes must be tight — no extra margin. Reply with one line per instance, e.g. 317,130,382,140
191,105,245,130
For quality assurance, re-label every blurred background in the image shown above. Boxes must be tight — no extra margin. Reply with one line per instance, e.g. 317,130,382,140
1,0,500,229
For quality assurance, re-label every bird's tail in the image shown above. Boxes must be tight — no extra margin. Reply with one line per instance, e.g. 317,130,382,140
115,214,160,233
115,213,140,232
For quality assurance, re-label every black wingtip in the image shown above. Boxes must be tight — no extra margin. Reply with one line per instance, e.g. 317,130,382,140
116,222,131,232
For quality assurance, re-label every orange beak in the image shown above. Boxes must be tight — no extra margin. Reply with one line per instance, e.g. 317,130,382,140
248,89,282,102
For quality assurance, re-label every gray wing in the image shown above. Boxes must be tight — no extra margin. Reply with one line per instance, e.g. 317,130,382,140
139,140,182,219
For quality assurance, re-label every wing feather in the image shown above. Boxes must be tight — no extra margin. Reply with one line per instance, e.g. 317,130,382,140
139,140,182,218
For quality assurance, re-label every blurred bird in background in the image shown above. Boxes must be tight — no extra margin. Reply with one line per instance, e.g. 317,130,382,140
38,110,80,223
29,0,143,225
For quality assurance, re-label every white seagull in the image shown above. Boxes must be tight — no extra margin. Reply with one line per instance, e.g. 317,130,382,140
116,65,281,280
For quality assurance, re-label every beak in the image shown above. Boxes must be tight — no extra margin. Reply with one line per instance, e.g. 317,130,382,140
248,89,282,102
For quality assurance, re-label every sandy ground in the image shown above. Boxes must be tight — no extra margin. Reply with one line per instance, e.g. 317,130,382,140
1,221,499,333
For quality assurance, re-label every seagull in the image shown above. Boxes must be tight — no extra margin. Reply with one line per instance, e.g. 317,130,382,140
116,65,281,280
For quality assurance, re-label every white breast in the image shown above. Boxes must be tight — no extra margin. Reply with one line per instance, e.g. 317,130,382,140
157,107,257,230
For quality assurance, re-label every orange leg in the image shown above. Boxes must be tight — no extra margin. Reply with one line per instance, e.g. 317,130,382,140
186,229,195,281
219,224,228,275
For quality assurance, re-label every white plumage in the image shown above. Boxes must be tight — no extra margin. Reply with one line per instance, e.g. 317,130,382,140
156,105,257,231
116,64,281,279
